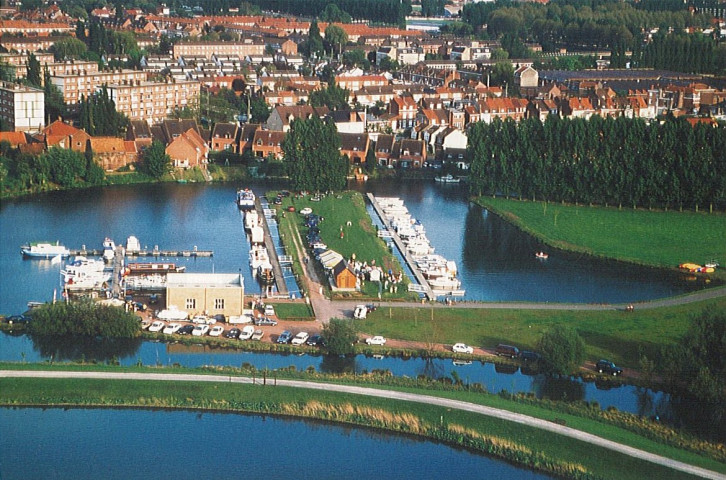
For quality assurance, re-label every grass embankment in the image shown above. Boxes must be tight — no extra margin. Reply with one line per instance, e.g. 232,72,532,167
477,198,726,281
1,374,723,479
358,297,726,368
272,302,314,320
271,190,416,301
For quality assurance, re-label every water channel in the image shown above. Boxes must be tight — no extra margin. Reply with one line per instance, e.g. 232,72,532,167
0,407,552,480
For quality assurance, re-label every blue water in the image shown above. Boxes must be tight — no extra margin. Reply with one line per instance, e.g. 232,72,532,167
0,408,552,479
1,181,704,315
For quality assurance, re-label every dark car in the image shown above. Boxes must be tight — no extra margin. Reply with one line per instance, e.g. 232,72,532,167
224,328,241,339
4,314,30,324
211,314,226,323
177,324,195,335
520,350,541,362
596,359,623,376
277,330,292,344
495,344,520,358
255,316,278,326
306,334,325,347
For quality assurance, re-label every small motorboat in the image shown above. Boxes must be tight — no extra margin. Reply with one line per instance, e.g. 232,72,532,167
535,251,549,260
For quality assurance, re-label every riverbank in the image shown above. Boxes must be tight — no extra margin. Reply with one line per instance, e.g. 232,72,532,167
1,368,724,479
476,197,726,282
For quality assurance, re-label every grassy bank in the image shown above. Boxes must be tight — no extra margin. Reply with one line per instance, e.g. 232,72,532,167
272,190,416,300
1,372,723,479
358,297,726,368
476,198,726,280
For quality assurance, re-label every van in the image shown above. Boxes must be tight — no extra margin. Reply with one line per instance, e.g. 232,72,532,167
495,344,520,358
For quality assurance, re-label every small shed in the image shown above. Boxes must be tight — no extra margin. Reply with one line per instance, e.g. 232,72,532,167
332,260,357,289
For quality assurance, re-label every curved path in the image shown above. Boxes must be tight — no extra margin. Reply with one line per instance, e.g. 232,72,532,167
2,369,724,480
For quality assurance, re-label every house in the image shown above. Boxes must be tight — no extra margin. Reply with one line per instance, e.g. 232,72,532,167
126,119,154,150
331,259,358,290
37,120,90,152
514,65,538,89
89,136,138,171
210,122,239,153
165,128,209,168
238,123,260,153
373,134,395,167
165,273,244,317
0,131,27,148
251,129,286,159
265,105,329,132
329,110,366,134
339,133,369,164
394,138,427,168
389,95,418,130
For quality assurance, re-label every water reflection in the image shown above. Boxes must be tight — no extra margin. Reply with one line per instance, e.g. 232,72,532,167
320,354,357,374
29,335,143,363
533,375,586,403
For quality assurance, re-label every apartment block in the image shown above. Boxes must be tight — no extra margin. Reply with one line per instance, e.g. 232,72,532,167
50,68,148,106
172,40,265,60
0,52,54,79
107,79,200,124
0,81,45,132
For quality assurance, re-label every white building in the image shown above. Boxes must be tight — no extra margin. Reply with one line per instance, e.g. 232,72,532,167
0,81,44,132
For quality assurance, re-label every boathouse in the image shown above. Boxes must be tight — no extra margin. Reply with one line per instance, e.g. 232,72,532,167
332,260,358,290
165,273,244,317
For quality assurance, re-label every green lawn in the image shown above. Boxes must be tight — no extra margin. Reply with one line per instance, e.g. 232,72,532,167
358,297,726,367
272,302,314,320
270,190,414,300
1,376,721,480
478,198,726,276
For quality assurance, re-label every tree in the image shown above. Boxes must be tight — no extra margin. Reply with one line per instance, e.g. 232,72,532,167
309,82,350,111
324,24,349,58
50,37,88,61
44,67,65,123
320,3,352,23
282,115,347,192
537,325,585,375
43,147,87,187
307,20,324,58
141,141,172,179
26,53,42,88
321,318,358,355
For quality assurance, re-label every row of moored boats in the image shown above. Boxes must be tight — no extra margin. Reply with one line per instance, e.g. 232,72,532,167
239,189,275,287
375,196,463,294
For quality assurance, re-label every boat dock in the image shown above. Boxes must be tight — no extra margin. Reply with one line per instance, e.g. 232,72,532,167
253,197,288,297
367,193,436,301
67,247,213,257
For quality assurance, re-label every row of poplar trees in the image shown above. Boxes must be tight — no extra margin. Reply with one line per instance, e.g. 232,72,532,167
468,116,726,211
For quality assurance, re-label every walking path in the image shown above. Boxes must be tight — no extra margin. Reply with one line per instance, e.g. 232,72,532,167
2,369,723,480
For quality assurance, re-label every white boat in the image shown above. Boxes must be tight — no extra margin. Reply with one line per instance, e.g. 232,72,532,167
62,256,108,284
156,306,188,321
250,225,264,245
257,261,275,286
102,237,116,262
237,188,255,209
429,276,461,290
126,236,141,253
434,174,460,183
249,245,270,270
244,209,259,231
21,241,70,258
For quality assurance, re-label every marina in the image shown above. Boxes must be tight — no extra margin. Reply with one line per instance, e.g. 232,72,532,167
367,193,464,299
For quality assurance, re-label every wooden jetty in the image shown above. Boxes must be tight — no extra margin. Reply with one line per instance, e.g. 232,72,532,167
366,193,435,301
68,247,212,257
254,197,288,297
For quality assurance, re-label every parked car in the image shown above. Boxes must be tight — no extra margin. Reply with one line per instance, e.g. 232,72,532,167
148,321,165,332
306,334,324,347
163,323,182,334
291,332,309,345
209,325,224,337
277,330,293,344
238,325,255,340
4,314,30,324
251,329,264,341
596,359,623,376
495,344,520,358
353,305,367,319
192,315,210,324
255,316,277,326
140,319,151,330
192,324,209,336
224,328,241,339
452,343,474,354
520,351,541,362
366,336,386,346
177,324,195,335
211,314,226,323
264,305,276,317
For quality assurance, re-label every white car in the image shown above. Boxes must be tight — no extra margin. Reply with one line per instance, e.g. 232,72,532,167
162,323,182,335
353,305,367,319
209,325,224,337
148,321,165,332
251,329,264,341
452,343,474,354
291,331,309,345
192,324,209,336
264,304,275,317
238,325,255,340
366,336,386,346
192,315,215,325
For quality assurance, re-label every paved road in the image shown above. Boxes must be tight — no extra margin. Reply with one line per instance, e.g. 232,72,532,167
1,370,724,480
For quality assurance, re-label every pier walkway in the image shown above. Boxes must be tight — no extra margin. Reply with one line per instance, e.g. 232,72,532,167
254,197,288,297
366,193,435,301
68,248,212,257
110,245,125,298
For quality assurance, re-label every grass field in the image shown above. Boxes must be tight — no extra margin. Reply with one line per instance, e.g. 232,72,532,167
0,375,722,479
272,302,314,320
271,190,415,300
477,198,726,278
357,297,726,367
